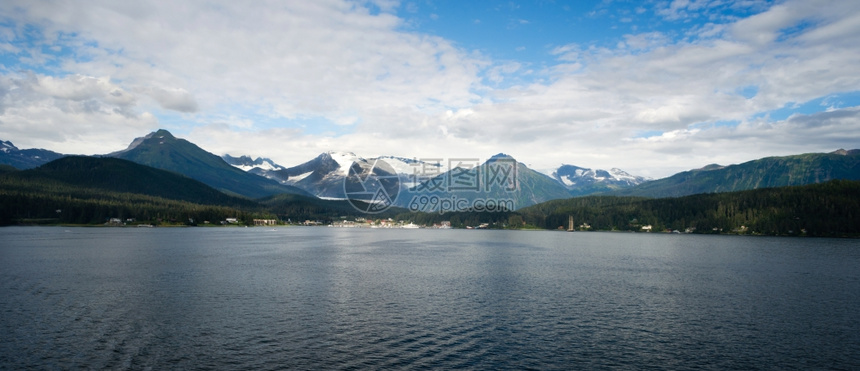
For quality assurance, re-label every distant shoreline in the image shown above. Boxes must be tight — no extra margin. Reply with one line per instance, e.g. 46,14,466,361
4,223,858,238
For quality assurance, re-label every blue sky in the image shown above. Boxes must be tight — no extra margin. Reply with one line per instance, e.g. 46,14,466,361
1,0,859,178
396,1,750,63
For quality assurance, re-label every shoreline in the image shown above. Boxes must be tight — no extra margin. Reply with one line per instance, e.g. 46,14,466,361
3,223,857,238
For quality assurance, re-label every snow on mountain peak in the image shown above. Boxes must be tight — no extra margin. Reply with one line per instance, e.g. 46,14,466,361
326,151,363,175
321,152,448,177
252,158,282,171
222,154,283,172
551,163,648,191
376,156,446,177
1,140,18,153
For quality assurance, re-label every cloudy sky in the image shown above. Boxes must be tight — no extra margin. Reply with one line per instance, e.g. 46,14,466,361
1,0,859,178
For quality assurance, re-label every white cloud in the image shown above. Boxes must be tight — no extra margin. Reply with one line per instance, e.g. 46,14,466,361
2,0,485,114
31,74,135,106
621,32,667,51
139,86,198,113
485,62,522,84
730,3,804,45
550,43,581,62
0,73,157,153
0,0,858,180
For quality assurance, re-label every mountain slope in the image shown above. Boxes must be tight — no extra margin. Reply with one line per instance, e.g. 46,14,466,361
616,149,860,198
402,154,572,211
291,152,363,198
9,156,257,207
224,152,355,198
0,140,66,169
109,130,312,199
0,156,265,225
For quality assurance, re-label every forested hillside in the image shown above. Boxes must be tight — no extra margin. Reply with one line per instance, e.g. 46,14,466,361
0,157,269,225
519,180,860,237
615,150,860,198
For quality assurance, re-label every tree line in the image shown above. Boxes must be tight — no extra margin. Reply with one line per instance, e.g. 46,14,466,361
517,180,860,237
3,164,858,236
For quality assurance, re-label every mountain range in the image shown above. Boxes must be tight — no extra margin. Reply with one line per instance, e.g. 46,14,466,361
394,153,572,211
2,129,859,211
105,130,311,199
0,140,65,169
0,154,401,225
3,153,856,236
222,152,446,199
221,150,645,203
222,151,579,210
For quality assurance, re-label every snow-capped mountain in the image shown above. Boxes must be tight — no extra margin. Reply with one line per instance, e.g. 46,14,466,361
317,152,447,182
550,164,649,196
1,140,15,153
0,140,66,169
222,154,286,180
224,149,650,204
223,151,445,199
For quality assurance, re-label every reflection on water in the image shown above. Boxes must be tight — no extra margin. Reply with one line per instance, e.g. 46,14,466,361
1,227,859,369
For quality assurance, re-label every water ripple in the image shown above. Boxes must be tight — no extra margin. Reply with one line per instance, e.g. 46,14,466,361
1,227,860,369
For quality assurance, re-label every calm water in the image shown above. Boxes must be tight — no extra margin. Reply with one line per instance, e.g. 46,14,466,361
1,227,859,370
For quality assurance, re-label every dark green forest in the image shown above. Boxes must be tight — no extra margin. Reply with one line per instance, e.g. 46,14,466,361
518,180,860,237
259,193,404,222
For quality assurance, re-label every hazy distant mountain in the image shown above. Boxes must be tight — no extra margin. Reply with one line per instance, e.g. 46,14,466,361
550,164,648,196
108,130,312,199
400,153,572,211
615,149,860,198
224,151,444,199
224,152,339,192
222,154,285,178
227,150,647,207
227,151,613,209
0,140,65,169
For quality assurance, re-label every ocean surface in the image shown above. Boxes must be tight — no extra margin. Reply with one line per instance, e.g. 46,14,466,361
1,226,859,370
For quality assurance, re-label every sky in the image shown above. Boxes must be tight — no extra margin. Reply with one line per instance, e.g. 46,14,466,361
1,0,859,178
